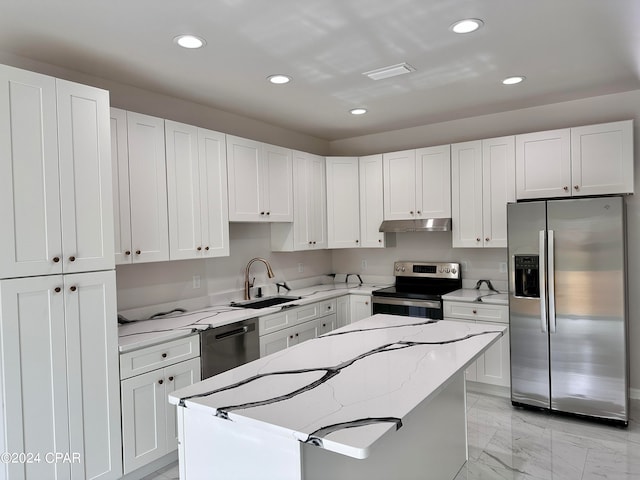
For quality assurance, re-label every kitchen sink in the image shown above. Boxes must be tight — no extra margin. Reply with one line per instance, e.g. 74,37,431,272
230,296,300,309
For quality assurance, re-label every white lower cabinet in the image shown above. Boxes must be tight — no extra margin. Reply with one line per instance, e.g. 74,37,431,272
259,299,337,356
350,295,372,323
0,271,121,480
336,295,350,328
120,338,200,475
443,301,510,388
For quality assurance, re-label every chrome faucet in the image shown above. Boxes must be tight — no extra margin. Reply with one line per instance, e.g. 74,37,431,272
244,257,275,300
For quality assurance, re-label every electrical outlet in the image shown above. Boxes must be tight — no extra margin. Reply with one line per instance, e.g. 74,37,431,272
361,259,368,271
298,263,304,273
499,262,507,273
192,275,201,289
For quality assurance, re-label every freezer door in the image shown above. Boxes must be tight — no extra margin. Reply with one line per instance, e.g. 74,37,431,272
547,196,628,422
507,201,550,408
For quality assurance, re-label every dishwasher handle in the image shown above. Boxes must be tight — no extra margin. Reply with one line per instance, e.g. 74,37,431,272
214,325,250,341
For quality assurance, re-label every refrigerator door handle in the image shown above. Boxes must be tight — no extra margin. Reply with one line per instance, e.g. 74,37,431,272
548,230,557,333
539,230,548,333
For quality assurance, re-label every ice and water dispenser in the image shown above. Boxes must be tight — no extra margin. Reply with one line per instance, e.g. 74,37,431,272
514,255,540,298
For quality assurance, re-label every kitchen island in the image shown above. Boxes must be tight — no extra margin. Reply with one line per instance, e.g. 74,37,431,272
169,314,505,480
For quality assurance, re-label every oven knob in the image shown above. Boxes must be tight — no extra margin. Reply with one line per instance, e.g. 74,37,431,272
401,266,406,272
452,268,457,274
445,267,450,273
395,266,401,272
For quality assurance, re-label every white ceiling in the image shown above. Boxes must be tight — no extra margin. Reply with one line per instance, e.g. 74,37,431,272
2,0,640,141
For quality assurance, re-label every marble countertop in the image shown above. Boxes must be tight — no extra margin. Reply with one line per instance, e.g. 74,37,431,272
442,288,509,305
118,283,385,353
169,315,505,459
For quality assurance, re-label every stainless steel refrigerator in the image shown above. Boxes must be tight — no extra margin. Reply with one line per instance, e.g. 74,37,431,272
507,196,629,425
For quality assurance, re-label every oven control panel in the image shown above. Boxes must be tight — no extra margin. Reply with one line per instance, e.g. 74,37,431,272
393,261,460,279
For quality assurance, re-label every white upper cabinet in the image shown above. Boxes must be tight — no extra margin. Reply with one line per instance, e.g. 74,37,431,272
359,155,387,247
326,155,386,249
570,120,633,196
271,151,327,251
452,137,515,248
111,109,169,264
0,65,114,279
226,135,293,222
516,120,633,199
165,120,229,260
326,157,360,249
383,145,451,220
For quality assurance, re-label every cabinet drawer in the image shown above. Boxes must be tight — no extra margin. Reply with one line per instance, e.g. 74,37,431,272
443,302,508,323
318,299,337,317
120,334,200,379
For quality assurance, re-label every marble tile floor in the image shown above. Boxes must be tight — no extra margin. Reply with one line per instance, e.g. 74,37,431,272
143,393,639,480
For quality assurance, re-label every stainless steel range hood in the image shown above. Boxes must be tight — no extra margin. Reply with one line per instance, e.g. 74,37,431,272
378,218,452,233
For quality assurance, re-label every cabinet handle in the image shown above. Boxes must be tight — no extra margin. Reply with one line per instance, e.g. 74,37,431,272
313,241,317,245
168,376,174,382
473,309,477,314
563,186,569,192
68,256,76,262
410,211,414,215
327,305,332,310
476,237,481,242
162,353,168,358
125,250,131,256
417,210,421,215
485,237,490,242
355,239,359,244
53,256,60,263
295,333,299,337
365,301,369,305
158,379,164,385
289,335,294,339
266,211,270,216
574,185,579,191
54,287,62,293
260,211,265,215
308,241,313,245
197,246,202,251
322,323,326,328
69,286,77,292
135,250,141,255
205,246,210,251
378,239,382,243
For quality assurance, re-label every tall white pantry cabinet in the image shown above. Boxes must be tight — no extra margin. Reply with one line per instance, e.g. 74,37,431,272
0,65,121,479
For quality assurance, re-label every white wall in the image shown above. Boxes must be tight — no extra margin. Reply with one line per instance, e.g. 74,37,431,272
330,89,640,395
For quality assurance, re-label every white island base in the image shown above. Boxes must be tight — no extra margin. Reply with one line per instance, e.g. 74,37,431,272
177,372,467,480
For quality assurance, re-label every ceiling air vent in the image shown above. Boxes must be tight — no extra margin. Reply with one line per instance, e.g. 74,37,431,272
363,63,416,81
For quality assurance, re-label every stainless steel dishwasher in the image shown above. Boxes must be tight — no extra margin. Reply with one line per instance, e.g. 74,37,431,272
200,318,260,380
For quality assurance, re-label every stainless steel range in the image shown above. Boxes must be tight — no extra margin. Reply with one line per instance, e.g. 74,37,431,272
372,261,461,319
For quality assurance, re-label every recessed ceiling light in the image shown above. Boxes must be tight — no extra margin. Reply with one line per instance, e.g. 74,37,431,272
502,76,526,85
450,19,484,34
350,108,367,115
173,34,206,49
267,74,292,85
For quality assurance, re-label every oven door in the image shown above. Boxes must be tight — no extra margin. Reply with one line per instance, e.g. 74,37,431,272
371,297,443,319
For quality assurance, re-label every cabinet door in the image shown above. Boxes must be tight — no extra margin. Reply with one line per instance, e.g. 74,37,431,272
110,108,132,265
127,112,169,263
199,128,229,257
264,143,294,221
326,157,360,249
383,150,416,220
516,129,571,199
451,141,483,248
226,135,262,221
359,154,385,248
336,295,350,328
259,328,293,357
165,121,203,260
64,271,122,480
482,136,515,248
0,65,63,278
294,319,319,345
0,276,71,480
349,295,372,323
57,80,114,274
317,314,337,336
121,370,168,473
309,154,327,248
416,144,451,218
165,358,201,452
571,120,634,196
292,152,312,249
475,323,510,387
